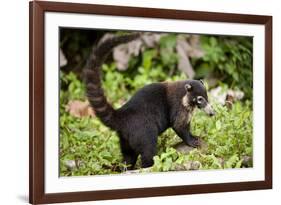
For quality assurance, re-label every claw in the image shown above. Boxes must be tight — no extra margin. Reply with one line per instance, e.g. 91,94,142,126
187,137,201,148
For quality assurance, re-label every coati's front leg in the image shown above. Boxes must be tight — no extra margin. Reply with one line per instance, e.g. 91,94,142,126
173,124,200,148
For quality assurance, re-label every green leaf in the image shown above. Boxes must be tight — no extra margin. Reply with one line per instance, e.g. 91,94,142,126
216,120,222,130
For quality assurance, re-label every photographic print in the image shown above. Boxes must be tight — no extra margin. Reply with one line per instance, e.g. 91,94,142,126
59,29,253,176
30,1,272,203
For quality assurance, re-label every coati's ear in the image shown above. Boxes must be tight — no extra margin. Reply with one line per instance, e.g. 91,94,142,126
184,84,192,92
199,79,204,86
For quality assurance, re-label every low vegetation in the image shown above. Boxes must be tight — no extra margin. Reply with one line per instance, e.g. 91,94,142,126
59,32,253,176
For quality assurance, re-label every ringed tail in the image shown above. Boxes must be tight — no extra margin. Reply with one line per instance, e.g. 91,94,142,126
84,33,140,129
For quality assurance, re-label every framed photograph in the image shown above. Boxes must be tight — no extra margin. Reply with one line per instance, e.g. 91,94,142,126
29,1,272,204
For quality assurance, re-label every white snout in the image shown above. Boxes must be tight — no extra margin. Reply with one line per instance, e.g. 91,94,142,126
203,103,215,116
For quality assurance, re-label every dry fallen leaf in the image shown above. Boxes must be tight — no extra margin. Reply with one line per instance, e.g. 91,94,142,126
65,100,95,118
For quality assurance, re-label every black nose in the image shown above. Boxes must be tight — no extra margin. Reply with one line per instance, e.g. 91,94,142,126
209,112,215,117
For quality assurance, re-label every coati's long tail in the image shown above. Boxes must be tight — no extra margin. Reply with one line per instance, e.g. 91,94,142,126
84,33,140,129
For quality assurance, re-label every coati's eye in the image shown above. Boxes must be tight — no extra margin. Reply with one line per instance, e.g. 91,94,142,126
197,96,203,104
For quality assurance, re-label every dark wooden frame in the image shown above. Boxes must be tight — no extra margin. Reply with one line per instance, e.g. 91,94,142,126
29,1,272,204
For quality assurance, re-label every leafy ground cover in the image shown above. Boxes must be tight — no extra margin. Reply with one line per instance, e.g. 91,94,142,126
59,33,253,176
59,70,253,176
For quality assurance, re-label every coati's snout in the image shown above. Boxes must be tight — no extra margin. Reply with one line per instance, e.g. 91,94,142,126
194,95,215,116
201,99,215,116
184,80,215,117
205,105,215,116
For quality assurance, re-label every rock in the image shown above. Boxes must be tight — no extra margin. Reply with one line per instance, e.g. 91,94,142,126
113,39,142,71
64,160,76,171
142,33,164,48
112,32,164,71
173,142,194,155
123,167,152,174
185,161,201,170
188,35,205,58
242,156,253,167
209,87,245,106
173,139,208,154
174,164,186,171
174,161,201,171
176,37,195,79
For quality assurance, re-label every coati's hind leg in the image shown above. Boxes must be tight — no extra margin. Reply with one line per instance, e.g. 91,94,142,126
119,138,138,170
141,147,156,168
140,136,157,168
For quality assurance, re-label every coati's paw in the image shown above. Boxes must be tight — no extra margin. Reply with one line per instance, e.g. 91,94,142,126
187,137,201,148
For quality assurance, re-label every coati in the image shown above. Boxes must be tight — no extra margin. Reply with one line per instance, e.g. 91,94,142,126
84,33,215,169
